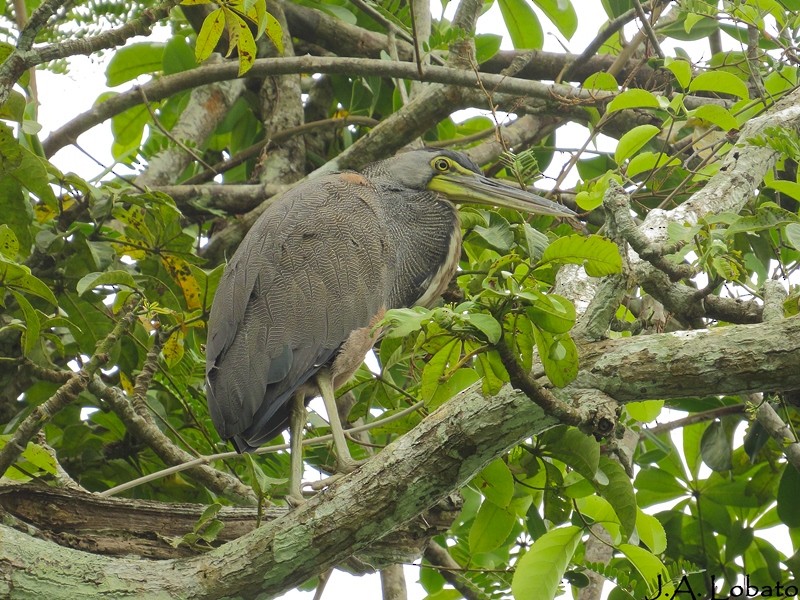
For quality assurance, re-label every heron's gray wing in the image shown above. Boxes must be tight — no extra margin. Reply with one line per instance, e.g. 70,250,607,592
205,173,389,447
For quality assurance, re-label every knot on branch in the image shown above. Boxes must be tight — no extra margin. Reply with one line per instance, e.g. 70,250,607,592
573,389,621,440
603,181,694,282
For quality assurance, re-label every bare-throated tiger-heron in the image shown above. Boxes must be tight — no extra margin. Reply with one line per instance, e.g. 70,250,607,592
205,148,575,502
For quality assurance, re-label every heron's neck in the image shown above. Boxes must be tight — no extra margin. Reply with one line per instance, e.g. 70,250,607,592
382,191,460,309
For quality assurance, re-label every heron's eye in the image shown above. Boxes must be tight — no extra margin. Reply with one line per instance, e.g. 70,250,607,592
433,158,450,172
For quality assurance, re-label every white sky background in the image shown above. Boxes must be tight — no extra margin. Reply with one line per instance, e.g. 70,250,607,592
30,2,791,599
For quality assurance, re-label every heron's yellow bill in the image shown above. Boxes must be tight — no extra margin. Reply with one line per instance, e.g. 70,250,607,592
429,172,575,217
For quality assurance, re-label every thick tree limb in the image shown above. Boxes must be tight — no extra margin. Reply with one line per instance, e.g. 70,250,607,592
0,485,459,565
2,316,800,597
43,55,725,159
136,72,245,188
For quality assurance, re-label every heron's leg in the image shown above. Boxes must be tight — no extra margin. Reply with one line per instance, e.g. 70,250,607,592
287,390,306,506
316,371,360,473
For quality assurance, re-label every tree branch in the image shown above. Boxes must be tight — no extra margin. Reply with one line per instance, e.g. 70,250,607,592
0,0,182,105
0,298,141,478
2,315,800,597
87,377,258,506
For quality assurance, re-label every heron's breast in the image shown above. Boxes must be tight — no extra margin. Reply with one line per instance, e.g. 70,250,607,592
414,227,462,308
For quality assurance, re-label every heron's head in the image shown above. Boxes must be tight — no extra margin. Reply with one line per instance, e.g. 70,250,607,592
374,149,575,217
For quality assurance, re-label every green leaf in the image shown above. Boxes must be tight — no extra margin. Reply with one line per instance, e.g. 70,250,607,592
474,459,515,507
618,543,669,595
0,224,19,259
473,215,514,251
727,203,799,235
0,89,25,123
700,420,733,471
576,495,621,542
769,180,800,202
264,11,284,54
625,400,663,422
691,104,740,132
244,453,287,497
382,306,430,337
540,234,622,277
76,270,139,296
526,504,547,540
162,36,196,75
20,442,58,475
475,350,509,395
724,523,754,562
225,10,257,76
786,223,800,251
634,467,686,507
521,222,550,260
469,499,516,554
106,42,164,86
9,289,40,357
421,338,461,404
527,294,576,334
0,258,58,305
533,0,577,39
475,34,503,63
583,72,618,92
626,152,681,178
777,465,800,527
635,509,667,554
111,104,149,158
541,427,599,480
702,480,761,507
498,0,543,49
511,525,582,600
533,327,578,387
615,124,660,163
463,313,502,343
665,58,692,89
689,70,750,99
598,456,637,539
195,8,225,63
606,89,660,114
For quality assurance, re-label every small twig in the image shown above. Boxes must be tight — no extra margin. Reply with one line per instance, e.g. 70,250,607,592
558,0,667,82
495,340,583,426
0,297,142,478
138,88,217,173
99,400,425,497
641,404,746,438
603,181,694,282
632,0,665,59
423,543,492,600
756,400,800,473
182,116,379,185
89,376,259,505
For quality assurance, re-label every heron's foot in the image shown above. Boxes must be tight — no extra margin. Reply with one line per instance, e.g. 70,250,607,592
286,491,306,507
335,455,367,474
307,473,345,492
306,458,367,492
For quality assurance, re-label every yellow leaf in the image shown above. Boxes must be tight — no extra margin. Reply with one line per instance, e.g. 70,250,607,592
195,7,225,63
264,11,284,54
119,371,135,396
231,14,257,75
249,0,268,39
163,327,185,367
161,255,202,310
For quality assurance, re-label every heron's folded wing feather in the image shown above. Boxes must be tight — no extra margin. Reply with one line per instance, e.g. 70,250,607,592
206,174,390,445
